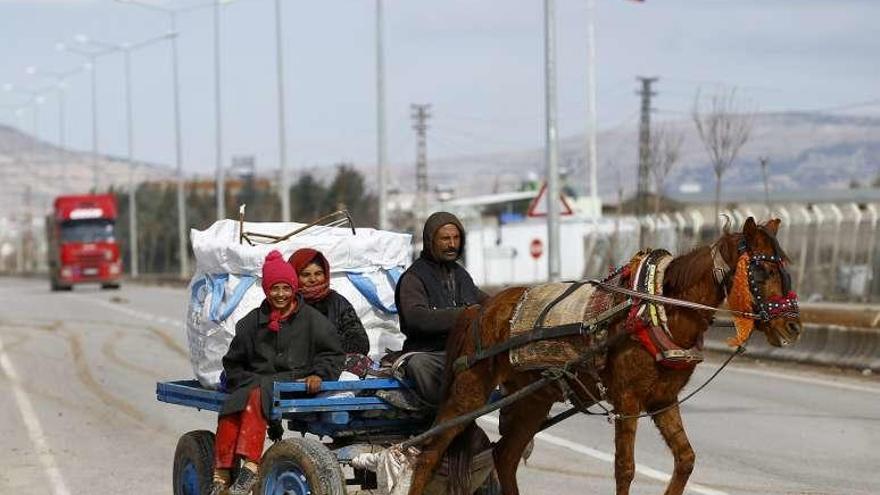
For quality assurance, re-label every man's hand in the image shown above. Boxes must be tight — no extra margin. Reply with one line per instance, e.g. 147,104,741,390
304,375,322,394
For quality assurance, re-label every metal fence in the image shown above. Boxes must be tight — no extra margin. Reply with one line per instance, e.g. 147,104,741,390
584,203,880,303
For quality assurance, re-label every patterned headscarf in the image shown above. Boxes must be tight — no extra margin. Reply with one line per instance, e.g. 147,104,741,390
289,248,332,303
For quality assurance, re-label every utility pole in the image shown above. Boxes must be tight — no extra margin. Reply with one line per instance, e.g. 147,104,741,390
410,103,431,241
545,0,561,282
636,76,657,246
81,33,174,278
115,0,192,278
124,48,138,277
56,38,116,192
585,0,599,202
170,12,189,278
376,0,389,230
274,0,290,222
24,185,32,272
213,1,227,221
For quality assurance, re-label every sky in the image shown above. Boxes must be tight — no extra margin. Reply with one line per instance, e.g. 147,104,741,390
0,0,877,185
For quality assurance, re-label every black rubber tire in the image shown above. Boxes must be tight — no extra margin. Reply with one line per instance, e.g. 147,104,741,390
101,283,121,290
172,430,215,495
255,438,346,495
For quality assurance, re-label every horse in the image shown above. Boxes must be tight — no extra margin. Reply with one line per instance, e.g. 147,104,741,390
406,217,802,495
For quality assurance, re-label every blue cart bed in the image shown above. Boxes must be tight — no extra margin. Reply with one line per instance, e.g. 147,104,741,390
156,378,432,440
159,378,500,495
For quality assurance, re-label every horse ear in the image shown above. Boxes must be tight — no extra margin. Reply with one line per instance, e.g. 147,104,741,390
765,218,781,235
743,216,758,240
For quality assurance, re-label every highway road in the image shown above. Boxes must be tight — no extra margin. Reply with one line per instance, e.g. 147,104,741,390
1,277,878,495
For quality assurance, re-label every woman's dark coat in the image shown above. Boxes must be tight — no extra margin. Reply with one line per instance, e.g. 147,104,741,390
309,290,370,355
220,297,344,418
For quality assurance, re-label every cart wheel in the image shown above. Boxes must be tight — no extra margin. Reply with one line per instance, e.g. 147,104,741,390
255,438,346,495
173,430,215,495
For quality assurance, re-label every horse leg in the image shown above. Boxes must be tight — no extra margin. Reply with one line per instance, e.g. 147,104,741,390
613,396,640,495
493,391,555,495
406,367,495,495
651,404,694,495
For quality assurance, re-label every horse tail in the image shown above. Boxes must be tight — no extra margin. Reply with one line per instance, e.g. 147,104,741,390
446,423,478,495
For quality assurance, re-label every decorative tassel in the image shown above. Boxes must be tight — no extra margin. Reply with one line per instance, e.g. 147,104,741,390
726,254,755,347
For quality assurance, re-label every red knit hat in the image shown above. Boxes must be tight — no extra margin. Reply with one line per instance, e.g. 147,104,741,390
261,250,298,295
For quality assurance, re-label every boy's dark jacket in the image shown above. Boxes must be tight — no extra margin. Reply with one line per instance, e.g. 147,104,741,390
221,296,344,418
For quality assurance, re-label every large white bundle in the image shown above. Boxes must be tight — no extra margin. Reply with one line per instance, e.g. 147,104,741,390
186,219,411,388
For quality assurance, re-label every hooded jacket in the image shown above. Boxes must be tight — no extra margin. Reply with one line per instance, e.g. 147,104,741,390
220,296,344,418
395,212,489,352
289,248,371,355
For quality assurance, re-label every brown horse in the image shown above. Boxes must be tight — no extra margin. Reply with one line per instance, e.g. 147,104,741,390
406,217,802,495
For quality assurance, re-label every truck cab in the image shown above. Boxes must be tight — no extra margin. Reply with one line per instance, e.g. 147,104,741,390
47,194,122,291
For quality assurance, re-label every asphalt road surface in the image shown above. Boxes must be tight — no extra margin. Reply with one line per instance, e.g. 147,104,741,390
1,277,878,495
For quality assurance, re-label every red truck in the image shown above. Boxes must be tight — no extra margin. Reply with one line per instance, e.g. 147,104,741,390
46,194,122,291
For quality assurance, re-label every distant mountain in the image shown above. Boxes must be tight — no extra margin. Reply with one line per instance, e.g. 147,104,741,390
2,110,877,220
0,124,175,218
377,111,880,202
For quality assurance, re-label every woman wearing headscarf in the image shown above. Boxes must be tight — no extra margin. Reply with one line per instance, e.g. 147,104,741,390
289,248,372,376
209,250,343,495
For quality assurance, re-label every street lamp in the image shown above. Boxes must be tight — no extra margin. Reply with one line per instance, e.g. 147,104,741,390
3,84,51,167
55,38,115,192
77,33,176,279
25,64,87,193
116,0,238,277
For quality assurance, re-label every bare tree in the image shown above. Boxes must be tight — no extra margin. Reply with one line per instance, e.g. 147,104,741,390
692,88,754,226
649,125,684,215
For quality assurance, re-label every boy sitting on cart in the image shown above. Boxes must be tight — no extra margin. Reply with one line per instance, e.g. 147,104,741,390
210,250,344,495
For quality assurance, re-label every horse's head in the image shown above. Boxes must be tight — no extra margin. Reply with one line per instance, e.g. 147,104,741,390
730,217,802,347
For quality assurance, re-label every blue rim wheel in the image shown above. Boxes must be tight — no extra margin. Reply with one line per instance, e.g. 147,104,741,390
172,430,215,495
256,438,345,495
262,461,311,495
179,462,199,495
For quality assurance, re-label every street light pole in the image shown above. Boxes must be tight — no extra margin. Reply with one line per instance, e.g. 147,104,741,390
117,0,194,277
123,48,140,277
3,85,51,168
26,66,82,193
170,12,189,277
376,0,389,230
585,0,599,202
56,39,114,192
544,0,561,282
274,0,290,222
81,33,175,279
213,0,226,221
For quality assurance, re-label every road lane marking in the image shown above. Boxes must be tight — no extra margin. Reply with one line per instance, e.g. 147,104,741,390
724,366,880,395
67,293,180,329
0,335,72,495
478,416,729,495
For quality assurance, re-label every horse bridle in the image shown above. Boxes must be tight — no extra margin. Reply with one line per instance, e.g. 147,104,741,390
711,233,799,322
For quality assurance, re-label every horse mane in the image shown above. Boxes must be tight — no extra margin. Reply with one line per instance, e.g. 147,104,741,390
663,244,715,295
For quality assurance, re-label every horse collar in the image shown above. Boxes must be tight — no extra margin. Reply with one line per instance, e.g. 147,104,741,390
710,243,732,290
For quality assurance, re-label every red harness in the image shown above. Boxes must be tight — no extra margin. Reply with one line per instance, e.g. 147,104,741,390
620,250,704,369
